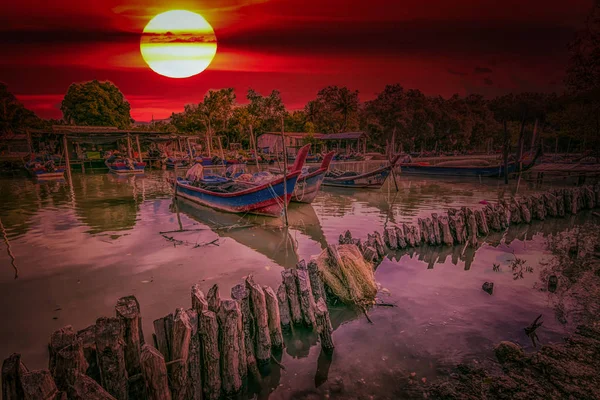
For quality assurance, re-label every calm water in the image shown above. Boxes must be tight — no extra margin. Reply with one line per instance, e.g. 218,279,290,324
0,167,589,399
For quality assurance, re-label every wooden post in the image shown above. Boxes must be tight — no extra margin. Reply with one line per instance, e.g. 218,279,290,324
315,299,334,352
199,311,221,400
217,136,226,167
216,300,243,395
246,276,272,363
136,135,143,163
62,133,72,184
263,286,284,349
191,284,208,314
20,370,59,400
231,283,255,377
250,125,259,169
70,372,116,399
296,261,318,330
49,326,76,375
276,284,292,328
185,309,202,400
153,314,174,363
281,116,289,226
140,345,172,400
52,339,88,392
94,317,127,400
207,284,221,313
115,296,143,376
307,261,327,303
76,325,101,384
127,134,133,159
2,353,28,400
281,270,303,325
167,308,191,400
186,138,193,160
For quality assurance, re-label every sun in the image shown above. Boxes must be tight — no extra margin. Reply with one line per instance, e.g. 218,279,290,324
140,10,217,78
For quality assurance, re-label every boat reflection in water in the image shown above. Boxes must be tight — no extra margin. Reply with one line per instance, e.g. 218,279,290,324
174,197,328,269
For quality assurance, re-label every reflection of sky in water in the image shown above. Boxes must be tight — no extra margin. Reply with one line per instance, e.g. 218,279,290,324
0,171,586,397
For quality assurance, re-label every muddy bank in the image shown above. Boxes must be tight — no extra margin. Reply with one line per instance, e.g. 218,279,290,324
427,323,600,399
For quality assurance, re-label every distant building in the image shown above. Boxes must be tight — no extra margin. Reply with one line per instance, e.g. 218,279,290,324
257,131,367,154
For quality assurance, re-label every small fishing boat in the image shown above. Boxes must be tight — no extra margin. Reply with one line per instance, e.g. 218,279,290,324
105,157,146,174
25,159,65,180
173,145,310,216
323,155,400,189
292,151,335,203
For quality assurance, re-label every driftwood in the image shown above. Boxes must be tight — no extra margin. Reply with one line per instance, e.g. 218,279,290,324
153,314,174,363
276,283,292,328
115,296,143,376
216,300,243,395
308,260,327,303
185,309,202,400
246,276,272,363
206,284,221,313
231,282,256,375
525,314,544,348
94,317,127,400
199,311,221,400
140,345,171,400
20,369,60,400
2,353,28,400
281,269,303,325
296,261,318,330
315,299,334,352
263,286,284,349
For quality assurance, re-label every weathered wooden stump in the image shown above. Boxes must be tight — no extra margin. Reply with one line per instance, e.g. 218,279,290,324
543,193,558,217
52,338,88,391
216,300,243,395
281,269,303,325
554,189,566,217
76,326,101,384
314,299,334,352
474,209,490,236
206,284,221,313
185,309,202,400
308,260,327,303
532,194,546,221
49,326,76,375
508,199,522,225
484,205,501,231
296,261,318,330
199,311,221,400
275,283,292,328
263,286,284,349
431,214,442,245
410,225,421,247
2,353,28,400
115,296,143,376
519,200,532,223
140,345,171,400
231,283,254,378
383,226,398,250
394,224,408,249
438,216,453,246
584,186,596,209
191,284,208,313
449,214,467,244
362,246,377,262
246,276,272,363
168,308,192,400
69,372,117,400
94,317,127,400
153,314,174,363
466,211,478,247
20,369,60,400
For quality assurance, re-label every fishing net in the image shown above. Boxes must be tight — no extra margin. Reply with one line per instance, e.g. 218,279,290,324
185,163,204,182
314,244,377,306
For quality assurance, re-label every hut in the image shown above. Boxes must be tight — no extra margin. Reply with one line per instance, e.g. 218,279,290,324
257,131,367,155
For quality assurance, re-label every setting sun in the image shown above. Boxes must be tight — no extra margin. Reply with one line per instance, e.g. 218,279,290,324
140,10,217,78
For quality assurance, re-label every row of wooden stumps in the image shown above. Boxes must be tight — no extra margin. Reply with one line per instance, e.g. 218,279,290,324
341,184,600,262
2,270,334,400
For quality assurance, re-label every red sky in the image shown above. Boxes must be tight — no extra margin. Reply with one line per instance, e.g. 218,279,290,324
0,0,594,122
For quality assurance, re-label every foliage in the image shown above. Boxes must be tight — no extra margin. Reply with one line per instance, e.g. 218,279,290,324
61,80,132,129
305,86,360,133
0,82,45,133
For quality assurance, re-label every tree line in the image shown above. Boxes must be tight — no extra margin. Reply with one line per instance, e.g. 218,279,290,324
1,1,598,155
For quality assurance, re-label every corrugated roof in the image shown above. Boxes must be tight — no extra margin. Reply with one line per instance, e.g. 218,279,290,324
261,131,366,140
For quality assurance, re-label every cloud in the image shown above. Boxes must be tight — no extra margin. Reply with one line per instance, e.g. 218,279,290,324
474,66,493,74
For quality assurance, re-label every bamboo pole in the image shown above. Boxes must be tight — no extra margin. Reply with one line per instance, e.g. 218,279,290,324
136,135,143,163
186,138,193,160
281,116,289,226
217,136,226,167
127,134,133,159
62,133,72,184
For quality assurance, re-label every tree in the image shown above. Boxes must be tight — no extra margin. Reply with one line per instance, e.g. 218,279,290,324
61,80,132,129
196,88,236,155
307,86,360,133
0,83,45,133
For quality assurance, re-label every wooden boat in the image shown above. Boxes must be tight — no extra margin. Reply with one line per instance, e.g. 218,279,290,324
323,154,400,189
174,145,310,216
105,158,146,174
25,159,65,180
292,151,335,203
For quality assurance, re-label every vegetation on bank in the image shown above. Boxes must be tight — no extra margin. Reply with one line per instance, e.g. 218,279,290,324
1,2,598,155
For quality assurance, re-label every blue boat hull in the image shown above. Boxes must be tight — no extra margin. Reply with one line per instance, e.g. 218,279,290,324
292,171,326,203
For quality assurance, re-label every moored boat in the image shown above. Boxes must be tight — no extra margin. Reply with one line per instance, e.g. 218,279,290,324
292,151,335,203
173,145,310,216
25,157,65,180
399,162,518,177
323,154,400,189
105,157,146,174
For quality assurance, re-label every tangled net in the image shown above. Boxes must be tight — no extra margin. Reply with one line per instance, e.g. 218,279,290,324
314,244,377,306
